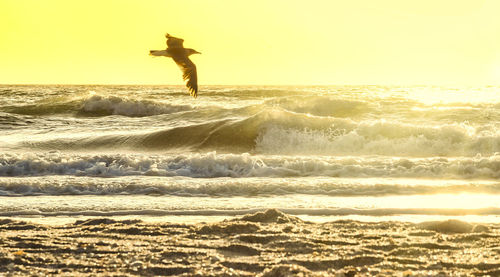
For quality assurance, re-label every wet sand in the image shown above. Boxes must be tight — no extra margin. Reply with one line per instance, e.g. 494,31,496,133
1,209,499,276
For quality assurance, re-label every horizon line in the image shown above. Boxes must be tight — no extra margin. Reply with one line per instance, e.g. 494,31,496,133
1,83,499,87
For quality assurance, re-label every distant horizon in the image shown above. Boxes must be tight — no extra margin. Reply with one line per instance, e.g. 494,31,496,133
1,83,499,87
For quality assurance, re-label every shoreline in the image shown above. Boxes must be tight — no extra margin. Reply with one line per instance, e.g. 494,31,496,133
1,209,499,276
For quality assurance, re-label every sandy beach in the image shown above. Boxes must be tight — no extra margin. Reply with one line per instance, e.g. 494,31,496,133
1,209,499,276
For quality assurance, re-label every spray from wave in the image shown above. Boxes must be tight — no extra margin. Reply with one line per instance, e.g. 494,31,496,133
2,94,193,117
15,106,500,157
2,152,500,179
255,121,500,157
1,175,499,197
79,95,193,116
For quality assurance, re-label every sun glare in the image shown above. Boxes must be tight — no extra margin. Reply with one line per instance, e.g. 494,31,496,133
1,0,500,85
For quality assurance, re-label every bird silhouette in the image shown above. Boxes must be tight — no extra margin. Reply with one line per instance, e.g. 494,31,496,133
150,34,201,97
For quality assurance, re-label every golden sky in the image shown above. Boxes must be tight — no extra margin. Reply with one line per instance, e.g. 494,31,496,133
1,0,500,85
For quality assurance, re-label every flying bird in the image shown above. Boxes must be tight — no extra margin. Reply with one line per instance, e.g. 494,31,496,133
150,34,201,97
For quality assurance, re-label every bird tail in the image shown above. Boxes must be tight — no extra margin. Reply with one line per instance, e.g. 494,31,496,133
149,50,170,57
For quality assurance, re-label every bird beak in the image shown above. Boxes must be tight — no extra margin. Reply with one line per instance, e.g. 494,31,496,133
196,51,202,54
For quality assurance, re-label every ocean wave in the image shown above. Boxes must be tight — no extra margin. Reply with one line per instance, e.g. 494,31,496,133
0,112,34,128
201,87,313,98
0,175,499,196
2,152,500,179
255,120,500,157
1,208,499,217
2,94,193,117
79,95,193,116
14,106,500,156
19,109,338,151
265,96,375,117
2,98,81,116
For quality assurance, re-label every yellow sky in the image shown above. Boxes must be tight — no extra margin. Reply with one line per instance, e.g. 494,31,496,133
1,0,500,85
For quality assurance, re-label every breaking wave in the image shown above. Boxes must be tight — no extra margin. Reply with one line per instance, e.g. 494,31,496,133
79,95,193,116
0,174,499,197
2,152,500,179
2,208,500,217
18,107,500,157
265,96,375,117
2,94,193,117
255,122,500,157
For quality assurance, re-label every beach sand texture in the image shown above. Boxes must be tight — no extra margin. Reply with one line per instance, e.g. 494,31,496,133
1,210,499,276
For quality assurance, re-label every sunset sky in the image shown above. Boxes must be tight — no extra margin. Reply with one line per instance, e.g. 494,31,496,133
1,0,500,85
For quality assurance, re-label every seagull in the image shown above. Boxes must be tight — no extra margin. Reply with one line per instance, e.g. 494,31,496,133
150,33,201,98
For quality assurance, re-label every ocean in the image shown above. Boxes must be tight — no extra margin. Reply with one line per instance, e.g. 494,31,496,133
1,85,499,223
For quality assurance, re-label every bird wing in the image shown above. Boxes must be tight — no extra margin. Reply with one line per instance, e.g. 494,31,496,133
166,33,184,49
149,50,169,57
173,56,198,98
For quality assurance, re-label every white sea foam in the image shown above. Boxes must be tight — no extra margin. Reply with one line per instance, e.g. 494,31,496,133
1,93,194,117
256,121,500,157
2,85,500,220
80,95,192,116
1,152,500,179
1,207,499,217
0,175,499,196
12,106,500,157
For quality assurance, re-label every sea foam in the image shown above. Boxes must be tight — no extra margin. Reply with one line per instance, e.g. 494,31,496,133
14,106,500,157
80,95,193,117
2,152,500,179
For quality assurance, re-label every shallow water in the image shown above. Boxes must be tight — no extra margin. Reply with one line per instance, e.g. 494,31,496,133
1,85,499,222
